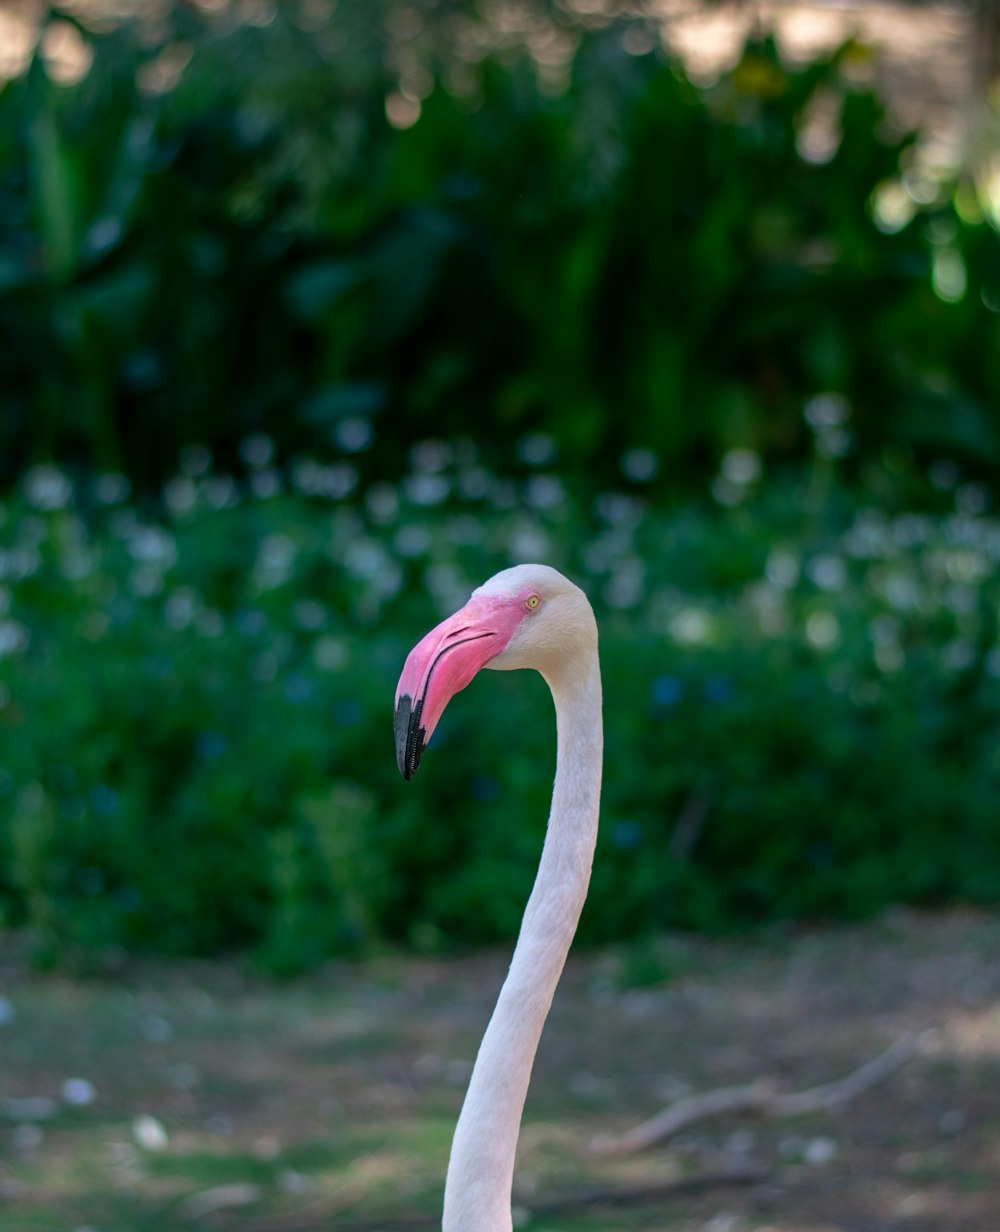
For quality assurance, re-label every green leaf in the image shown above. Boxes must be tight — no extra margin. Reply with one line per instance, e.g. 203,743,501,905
29,107,82,281
302,382,386,424
284,260,362,323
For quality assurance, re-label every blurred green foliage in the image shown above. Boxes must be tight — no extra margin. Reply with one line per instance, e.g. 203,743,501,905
1,2,998,496
1,453,998,969
3,4,1000,968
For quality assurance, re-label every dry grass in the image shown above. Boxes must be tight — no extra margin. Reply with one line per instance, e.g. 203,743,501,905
1,909,999,1231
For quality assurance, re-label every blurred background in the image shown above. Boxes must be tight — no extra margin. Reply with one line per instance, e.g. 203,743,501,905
1,0,999,968
2,1,1000,1227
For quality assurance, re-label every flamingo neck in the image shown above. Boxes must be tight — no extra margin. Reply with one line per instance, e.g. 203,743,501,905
442,655,603,1232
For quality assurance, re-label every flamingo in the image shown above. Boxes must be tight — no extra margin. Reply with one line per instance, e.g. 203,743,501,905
394,563,602,1232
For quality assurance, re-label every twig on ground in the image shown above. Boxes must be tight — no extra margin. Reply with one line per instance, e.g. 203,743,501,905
526,1164,770,1217
592,1032,919,1156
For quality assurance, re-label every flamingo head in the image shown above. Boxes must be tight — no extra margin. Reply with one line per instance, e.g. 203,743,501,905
394,563,595,779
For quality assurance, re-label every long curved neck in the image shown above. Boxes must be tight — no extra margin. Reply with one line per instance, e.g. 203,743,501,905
442,654,603,1232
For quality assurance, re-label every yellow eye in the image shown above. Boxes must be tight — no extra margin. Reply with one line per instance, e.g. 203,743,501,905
525,594,540,611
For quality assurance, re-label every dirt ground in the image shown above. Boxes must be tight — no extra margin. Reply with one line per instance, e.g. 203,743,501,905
1,909,999,1231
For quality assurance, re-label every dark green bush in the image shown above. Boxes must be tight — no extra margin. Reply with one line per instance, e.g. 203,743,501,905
1,454,998,968
2,4,998,497
3,3,1000,969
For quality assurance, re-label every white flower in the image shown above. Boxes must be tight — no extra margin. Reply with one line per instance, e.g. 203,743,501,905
24,465,72,511
372,558,403,600
604,559,645,610
944,639,975,671
394,525,431,558
129,565,163,597
164,587,200,631
313,637,347,671
249,469,282,499
620,447,659,483
128,526,177,568
711,476,743,506
446,515,483,546
804,392,849,431
410,439,452,472
179,444,212,477
239,434,275,469
594,492,642,527
365,484,399,524
333,417,374,453
254,534,296,590
202,476,240,510
882,572,919,612
0,621,29,657
524,474,565,510
517,433,556,466
721,448,762,485
164,477,197,517
92,473,131,506
509,522,551,563
456,467,492,501
195,609,224,638
404,473,449,507
944,549,988,585
292,459,357,500
766,550,799,589
344,539,388,577
808,555,846,591
293,600,326,631
875,643,904,673
806,611,840,649
670,608,712,645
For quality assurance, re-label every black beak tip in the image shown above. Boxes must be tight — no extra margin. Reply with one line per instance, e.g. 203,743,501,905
394,693,425,781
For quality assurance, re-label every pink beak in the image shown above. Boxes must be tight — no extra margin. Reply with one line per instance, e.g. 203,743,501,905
395,594,522,779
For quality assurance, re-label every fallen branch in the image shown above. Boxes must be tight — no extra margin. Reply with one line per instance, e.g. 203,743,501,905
593,1032,918,1156
525,1164,769,1218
